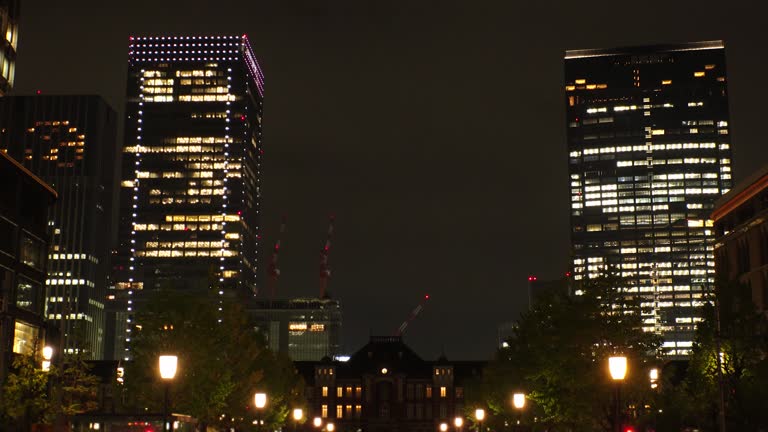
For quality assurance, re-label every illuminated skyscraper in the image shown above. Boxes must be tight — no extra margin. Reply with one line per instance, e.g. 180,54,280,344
111,35,264,359
0,0,20,95
0,95,118,359
564,41,732,357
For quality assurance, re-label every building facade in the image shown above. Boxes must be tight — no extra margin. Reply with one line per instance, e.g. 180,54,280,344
247,298,342,361
564,41,733,356
296,336,484,432
0,95,117,359
0,151,56,380
0,0,19,95
712,164,768,312
112,35,264,359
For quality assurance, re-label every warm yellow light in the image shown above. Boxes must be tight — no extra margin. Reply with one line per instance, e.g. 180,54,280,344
313,417,322,428
254,392,267,409
575,79,586,85
381,367,388,375
475,408,485,421
293,408,303,421
649,368,659,381
694,71,705,77
326,422,335,432
42,346,53,360
513,392,525,409
454,417,463,428
609,356,627,381
158,355,178,380
662,80,672,85
440,422,448,432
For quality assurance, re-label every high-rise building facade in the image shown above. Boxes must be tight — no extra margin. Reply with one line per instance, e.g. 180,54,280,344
247,298,342,361
0,0,19,95
112,35,264,358
564,41,733,357
0,95,118,359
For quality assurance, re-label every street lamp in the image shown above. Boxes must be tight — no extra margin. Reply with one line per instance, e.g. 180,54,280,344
454,416,463,431
313,417,323,428
42,345,53,372
474,408,485,432
158,355,178,432
293,408,303,432
440,422,449,432
608,356,627,432
326,422,335,432
254,392,267,431
649,368,659,389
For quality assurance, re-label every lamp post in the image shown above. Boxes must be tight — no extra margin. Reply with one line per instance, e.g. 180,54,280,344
512,392,525,430
454,416,463,432
158,355,178,432
42,345,53,372
293,408,304,432
326,422,335,432
474,408,485,432
440,422,449,432
608,356,627,432
313,417,323,429
254,392,267,432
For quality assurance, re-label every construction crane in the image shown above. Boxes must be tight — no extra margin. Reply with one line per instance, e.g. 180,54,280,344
394,294,430,336
267,215,287,300
319,214,335,299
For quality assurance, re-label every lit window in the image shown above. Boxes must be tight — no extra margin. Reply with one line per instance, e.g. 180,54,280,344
321,405,328,418
440,387,447,397
336,405,343,418
337,387,343,398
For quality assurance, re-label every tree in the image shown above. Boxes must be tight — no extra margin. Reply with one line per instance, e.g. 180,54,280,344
0,341,51,432
123,288,305,431
474,277,662,432
50,349,100,420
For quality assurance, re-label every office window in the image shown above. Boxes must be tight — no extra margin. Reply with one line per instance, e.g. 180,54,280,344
321,405,328,418
15,276,38,312
355,405,362,418
322,386,328,397
13,321,38,355
355,386,362,398
345,405,352,417
336,405,342,419
346,386,352,397
426,386,432,398
440,386,447,398
337,387,343,398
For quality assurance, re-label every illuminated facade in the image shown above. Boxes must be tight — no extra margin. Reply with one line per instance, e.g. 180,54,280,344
0,95,117,359
113,35,264,359
0,0,19,95
247,298,342,361
564,41,733,357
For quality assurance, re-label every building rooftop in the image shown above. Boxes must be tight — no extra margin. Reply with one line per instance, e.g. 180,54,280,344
565,40,724,60
712,163,768,221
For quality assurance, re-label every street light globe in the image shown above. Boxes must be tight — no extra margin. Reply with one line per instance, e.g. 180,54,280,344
42,346,53,360
513,392,525,409
649,368,659,381
454,417,463,428
326,422,335,432
293,408,304,421
254,392,267,409
440,422,448,432
608,355,627,381
474,408,485,421
313,417,322,428
158,355,178,380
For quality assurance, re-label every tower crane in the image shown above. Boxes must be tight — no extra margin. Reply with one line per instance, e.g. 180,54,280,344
267,215,286,300
394,294,430,336
319,214,335,299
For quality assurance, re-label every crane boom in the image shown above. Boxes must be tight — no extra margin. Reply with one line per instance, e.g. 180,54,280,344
319,214,335,299
394,295,430,336
267,215,287,300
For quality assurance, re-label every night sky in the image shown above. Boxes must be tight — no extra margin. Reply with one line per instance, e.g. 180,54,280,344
15,0,768,359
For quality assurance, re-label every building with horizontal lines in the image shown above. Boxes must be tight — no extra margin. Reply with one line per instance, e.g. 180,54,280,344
0,95,118,359
565,41,733,357
0,0,20,95
111,35,264,360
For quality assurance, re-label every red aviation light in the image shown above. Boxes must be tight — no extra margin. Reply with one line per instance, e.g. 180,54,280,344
528,275,537,282
424,294,430,300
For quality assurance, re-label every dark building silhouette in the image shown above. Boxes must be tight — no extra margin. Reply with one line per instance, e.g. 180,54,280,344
247,298,342,361
712,164,768,312
112,35,265,360
0,95,118,359
565,41,733,357
0,0,19,95
0,151,56,380
296,336,484,432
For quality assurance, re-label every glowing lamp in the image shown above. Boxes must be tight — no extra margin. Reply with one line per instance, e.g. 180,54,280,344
293,408,303,421
440,422,448,432
313,417,322,428
158,355,178,380
326,422,335,432
513,392,525,409
649,368,659,381
454,417,463,428
254,392,267,409
609,356,627,381
474,408,485,421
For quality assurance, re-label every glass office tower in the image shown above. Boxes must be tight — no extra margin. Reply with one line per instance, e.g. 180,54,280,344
112,35,264,359
564,41,732,357
0,0,20,95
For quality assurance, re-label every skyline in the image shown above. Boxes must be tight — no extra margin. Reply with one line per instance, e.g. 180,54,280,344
13,0,768,359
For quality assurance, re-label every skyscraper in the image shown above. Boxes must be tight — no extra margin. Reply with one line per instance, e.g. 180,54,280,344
0,0,20,95
564,41,732,357
0,95,118,359
112,35,264,359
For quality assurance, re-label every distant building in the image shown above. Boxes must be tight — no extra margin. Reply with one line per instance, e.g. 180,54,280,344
112,35,265,359
0,151,56,380
565,41,733,357
295,336,484,432
497,321,515,348
0,0,20,95
247,298,342,361
0,95,118,359
712,164,768,312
